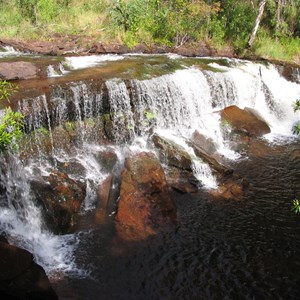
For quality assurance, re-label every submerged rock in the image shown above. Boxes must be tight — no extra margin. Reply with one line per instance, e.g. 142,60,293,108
31,170,86,233
0,240,58,299
210,175,249,201
115,151,177,241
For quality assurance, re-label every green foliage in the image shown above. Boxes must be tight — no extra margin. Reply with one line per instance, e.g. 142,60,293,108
0,0,300,59
293,122,300,135
293,99,300,135
292,199,300,213
294,99,300,112
0,81,18,102
220,0,256,50
110,0,143,32
0,80,24,151
0,108,24,151
144,110,157,121
37,0,59,24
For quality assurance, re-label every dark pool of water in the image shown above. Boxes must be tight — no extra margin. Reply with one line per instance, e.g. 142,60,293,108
52,140,300,300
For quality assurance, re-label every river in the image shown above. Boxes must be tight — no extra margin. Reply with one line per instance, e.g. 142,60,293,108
0,48,300,299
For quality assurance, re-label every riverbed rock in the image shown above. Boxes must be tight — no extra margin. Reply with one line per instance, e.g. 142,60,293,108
93,148,118,173
0,241,58,299
0,61,39,80
220,105,271,137
165,166,201,193
31,170,86,233
187,140,233,176
115,151,177,241
151,134,193,171
95,174,114,223
210,175,249,201
191,130,218,155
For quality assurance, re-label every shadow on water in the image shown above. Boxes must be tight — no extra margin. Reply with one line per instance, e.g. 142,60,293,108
52,140,300,300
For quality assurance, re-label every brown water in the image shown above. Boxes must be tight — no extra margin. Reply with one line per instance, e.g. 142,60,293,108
52,139,300,300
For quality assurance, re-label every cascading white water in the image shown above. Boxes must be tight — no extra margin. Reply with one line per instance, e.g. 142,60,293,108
0,154,81,276
2,55,300,279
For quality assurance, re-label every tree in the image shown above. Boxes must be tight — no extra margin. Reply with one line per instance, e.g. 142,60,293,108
247,0,266,48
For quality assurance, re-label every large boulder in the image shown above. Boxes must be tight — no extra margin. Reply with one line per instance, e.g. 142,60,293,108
0,240,57,299
220,105,271,137
31,170,86,233
115,151,177,241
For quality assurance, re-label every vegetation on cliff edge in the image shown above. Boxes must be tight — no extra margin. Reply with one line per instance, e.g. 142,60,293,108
0,0,299,63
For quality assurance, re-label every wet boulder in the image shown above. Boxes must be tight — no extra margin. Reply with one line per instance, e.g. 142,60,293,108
0,240,57,299
220,105,271,138
191,130,217,155
95,174,114,223
115,151,177,241
187,140,233,176
93,148,118,173
31,170,86,233
151,134,193,171
165,166,201,193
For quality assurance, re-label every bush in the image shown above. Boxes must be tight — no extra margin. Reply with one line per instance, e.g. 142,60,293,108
0,108,24,151
0,81,24,152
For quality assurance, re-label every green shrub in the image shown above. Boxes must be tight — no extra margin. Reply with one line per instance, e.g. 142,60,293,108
292,199,300,213
0,81,24,152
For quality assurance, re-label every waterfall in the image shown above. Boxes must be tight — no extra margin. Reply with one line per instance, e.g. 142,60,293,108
2,55,300,277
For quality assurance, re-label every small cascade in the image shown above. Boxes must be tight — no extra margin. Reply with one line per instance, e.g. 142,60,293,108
106,79,135,144
0,154,79,275
46,63,68,77
0,45,21,57
64,54,124,70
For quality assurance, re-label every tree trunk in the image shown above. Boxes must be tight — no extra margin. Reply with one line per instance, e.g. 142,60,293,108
247,0,267,48
275,0,283,33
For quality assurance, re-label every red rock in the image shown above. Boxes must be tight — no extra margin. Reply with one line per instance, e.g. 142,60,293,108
0,241,57,299
220,105,271,137
115,151,177,241
31,170,86,233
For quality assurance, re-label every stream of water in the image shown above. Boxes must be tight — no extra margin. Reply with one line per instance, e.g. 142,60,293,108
0,52,300,299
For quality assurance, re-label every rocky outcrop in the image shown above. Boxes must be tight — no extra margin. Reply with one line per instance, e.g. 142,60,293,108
115,151,177,241
220,105,271,137
151,134,203,193
31,170,86,233
0,239,57,300
0,37,234,58
165,166,201,193
0,61,39,80
151,134,193,171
